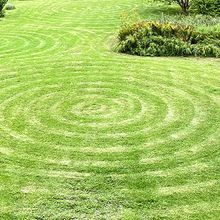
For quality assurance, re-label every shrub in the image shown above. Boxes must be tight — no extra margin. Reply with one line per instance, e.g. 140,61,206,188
0,0,8,17
116,21,220,57
5,3,15,10
191,0,220,16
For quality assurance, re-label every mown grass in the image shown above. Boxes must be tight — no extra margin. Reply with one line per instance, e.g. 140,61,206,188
0,0,220,219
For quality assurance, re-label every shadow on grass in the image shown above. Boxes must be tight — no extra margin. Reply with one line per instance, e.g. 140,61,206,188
139,4,181,19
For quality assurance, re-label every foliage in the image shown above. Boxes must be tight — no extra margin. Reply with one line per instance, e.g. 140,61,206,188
117,21,220,57
0,0,8,17
156,13,220,27
191,0,220,16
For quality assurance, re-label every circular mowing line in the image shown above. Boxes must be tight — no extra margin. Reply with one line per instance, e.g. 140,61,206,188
0,35,31,56
0,35,46,58
0,68,217,166
157,180,218,197
0,33,57,59
1,73,218,152
5,134,216,177
148,201,220,218
129,73,219,127
49,91,147,125
3,167,91,179
174,128,220,157
0,84,62,141
0,29,83,61
108,161,213,177
16,2,127,27
8,79,167,138
9,152,124,170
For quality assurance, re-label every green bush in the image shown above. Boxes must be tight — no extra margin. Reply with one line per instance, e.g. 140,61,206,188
191,0,220,16
0,0,8,17
5,3,15,10
116,21,220,57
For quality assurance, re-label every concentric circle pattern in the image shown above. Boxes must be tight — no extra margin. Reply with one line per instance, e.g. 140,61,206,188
0,0,220,219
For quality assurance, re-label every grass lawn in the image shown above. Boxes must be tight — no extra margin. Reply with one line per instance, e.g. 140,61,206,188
0,0,220,219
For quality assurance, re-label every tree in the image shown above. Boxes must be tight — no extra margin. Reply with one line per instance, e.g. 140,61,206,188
0,0,8,17
162,0,191,15
176,0,190,15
